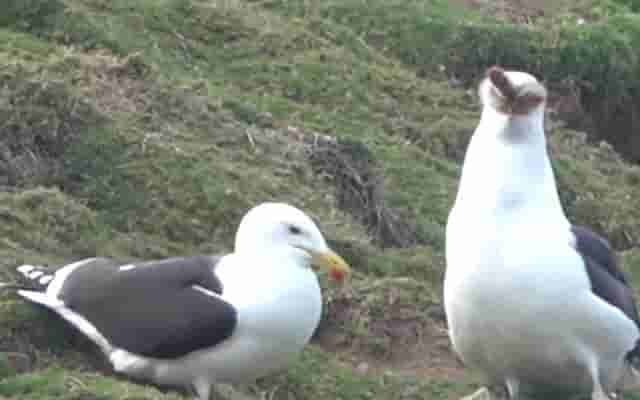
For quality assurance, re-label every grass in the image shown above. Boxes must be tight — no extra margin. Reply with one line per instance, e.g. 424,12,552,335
1,0,640,399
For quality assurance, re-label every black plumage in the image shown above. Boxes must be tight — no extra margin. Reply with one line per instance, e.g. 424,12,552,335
571,225,640,327
57,256,237,359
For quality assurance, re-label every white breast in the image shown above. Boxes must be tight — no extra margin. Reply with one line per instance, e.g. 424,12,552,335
208,254,321,381
444,206,638,391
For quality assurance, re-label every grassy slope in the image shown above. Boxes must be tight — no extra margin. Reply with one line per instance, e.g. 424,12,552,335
1,0,640,399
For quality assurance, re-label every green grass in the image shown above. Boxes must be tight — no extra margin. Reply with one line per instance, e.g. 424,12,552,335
0,367,185,399
1,0,640,399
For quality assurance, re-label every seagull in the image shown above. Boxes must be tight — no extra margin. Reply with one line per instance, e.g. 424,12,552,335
8,202,350,400
444,66,640,400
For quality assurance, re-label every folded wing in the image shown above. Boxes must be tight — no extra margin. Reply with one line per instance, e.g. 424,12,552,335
571,225,640,327
58,256,238,359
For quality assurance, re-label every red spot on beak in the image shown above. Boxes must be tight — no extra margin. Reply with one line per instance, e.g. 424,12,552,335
329,267,346,282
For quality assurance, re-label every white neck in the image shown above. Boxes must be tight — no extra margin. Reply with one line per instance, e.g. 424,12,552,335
216,245,315,303
454,106,566,221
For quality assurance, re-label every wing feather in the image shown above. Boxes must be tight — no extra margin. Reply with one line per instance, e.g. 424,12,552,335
571,226,639,328
57,256,237,359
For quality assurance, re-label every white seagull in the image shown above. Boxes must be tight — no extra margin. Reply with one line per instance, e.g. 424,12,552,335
445,66,640,400
8,202,350,400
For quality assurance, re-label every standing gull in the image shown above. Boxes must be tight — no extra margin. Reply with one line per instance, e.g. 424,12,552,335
444,66,640,399
9,202,350,400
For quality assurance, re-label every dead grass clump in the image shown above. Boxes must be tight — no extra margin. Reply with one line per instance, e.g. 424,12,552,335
66,49,232,140
55,50,152,118
0,65,105,187
314,277,457,375
308,136,419,248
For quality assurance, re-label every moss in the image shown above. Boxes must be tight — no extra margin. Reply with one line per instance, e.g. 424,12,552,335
0,367,184,399
258,346,473,400
0,189,104,258
613,0,640,11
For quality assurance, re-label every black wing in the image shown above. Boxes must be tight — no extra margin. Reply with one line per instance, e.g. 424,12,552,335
58,256,237,359
571,225,640,328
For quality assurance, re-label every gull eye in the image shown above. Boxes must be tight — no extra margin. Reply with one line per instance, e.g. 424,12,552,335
288,225,302,235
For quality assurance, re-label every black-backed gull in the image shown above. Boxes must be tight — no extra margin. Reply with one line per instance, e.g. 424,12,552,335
9,202,350,399
445,67,640,400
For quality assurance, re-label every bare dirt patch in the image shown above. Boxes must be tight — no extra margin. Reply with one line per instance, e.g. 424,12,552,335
314,278,466,380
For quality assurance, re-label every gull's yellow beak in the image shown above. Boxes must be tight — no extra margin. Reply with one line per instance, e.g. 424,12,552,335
311,248,351,282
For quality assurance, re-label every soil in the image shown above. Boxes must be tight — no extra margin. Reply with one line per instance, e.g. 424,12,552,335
315,298,467,381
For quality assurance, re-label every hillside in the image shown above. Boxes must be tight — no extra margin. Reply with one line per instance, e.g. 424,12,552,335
1,0,640,399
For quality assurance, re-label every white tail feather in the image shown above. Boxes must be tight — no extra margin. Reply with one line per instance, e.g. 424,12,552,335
16,264,55,289
17,290,63,307
17,289,113,355
17,265,35,275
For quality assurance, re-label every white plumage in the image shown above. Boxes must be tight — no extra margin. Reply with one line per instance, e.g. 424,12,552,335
445,67,640,399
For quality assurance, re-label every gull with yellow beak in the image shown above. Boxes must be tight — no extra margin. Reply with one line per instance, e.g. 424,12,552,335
11,202,350,400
